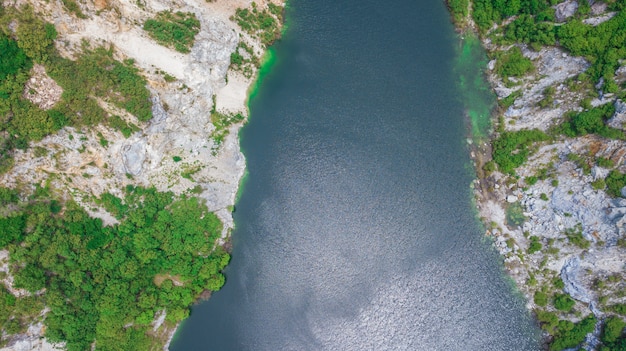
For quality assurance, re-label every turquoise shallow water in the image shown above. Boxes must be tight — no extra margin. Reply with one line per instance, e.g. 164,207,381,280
170,1,541,350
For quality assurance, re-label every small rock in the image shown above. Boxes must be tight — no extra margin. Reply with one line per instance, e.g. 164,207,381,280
507,195,518,203
621,186,626,198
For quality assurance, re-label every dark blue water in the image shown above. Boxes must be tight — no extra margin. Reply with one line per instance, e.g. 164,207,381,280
170,1,541,350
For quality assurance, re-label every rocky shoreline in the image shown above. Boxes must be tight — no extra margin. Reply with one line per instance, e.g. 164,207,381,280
451,1,626,350
0,0,285,349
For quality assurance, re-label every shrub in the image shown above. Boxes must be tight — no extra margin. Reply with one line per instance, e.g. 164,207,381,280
554,293,576,311
534,291,548,306
494,46,534,80
597,157,615,168
0,34,32,80
526,176,538,185
144,11,200,53
606,170,626,197
602,316,626,344
592,179,606,190
558,104,623,139
528,236,542,254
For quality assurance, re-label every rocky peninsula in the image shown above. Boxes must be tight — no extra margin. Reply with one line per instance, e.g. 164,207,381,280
0,0,284,349
448,0,626,349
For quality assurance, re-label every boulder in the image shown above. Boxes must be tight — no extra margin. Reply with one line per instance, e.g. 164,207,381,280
555,0,579,22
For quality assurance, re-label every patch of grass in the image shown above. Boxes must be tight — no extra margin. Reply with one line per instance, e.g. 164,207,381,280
144,11,200,53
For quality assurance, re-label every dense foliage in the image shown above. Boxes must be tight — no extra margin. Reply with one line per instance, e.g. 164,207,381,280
556,11,626,82
472,0,558,32
0,34,31,81
0,186,229,350
504,14,556,50
143,11,200,53
601,316,626,349
492,129,549,173
447,0,470,24
556,104,624,140
550,315,597,351
606,170,626,198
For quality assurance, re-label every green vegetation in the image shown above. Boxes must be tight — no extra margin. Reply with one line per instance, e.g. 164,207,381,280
493,46,534,82
528,235,542,254
538,86,555,108
534,290,548,306
472,0,558,33
61,0,86,19
592,178,607,191
556,11,626,82
232,3,282,47
447,0,470,24
492,129,549,173
554,293,576,312
564,224,590,249
0,185,229,349
601,316,626,346
143,11,200,53
210,110,245,149
0,284,44,347
0,34,31,80
597,157,615,169
504,14,556,50
566,152,592,175
172,156,182,162
550,315,597,351
606,170,626,198
230,42,259,78
557,104,624,140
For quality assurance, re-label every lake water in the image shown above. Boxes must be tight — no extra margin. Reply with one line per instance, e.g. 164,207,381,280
170,1,541,350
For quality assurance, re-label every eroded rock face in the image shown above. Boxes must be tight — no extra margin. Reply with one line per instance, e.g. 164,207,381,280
122,141,146,176
608,100,626,130
555,0,579,22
